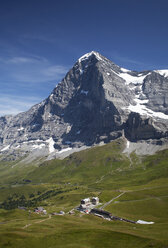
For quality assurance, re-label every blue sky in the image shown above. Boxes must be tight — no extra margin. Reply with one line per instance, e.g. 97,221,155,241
0,0,168,116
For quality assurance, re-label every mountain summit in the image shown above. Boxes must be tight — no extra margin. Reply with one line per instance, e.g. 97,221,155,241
0,52,168,160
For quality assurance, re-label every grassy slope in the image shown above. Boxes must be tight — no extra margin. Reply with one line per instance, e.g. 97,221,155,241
0,138,168,248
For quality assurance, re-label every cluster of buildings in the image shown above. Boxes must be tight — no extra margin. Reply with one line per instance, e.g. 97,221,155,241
79,197,136,223
34,207,47,214
18,196,136,224
80,197,99,206
79,197,114,220
79,197,99,213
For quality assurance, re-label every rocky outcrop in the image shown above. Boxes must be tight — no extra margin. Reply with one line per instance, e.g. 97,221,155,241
0,51,168,160
142,72,168,114
124,112,168,141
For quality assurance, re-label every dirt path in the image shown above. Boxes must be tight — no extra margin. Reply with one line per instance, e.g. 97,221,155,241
95,175,106,184
22,223,32,229
22,214,51,229
127,153,133,168
114,195,168,204
100,192,125,210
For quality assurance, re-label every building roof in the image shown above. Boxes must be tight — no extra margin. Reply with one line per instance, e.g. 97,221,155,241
92,197,99,200
81,198,90,202
91,208,111,216
35,207,44,211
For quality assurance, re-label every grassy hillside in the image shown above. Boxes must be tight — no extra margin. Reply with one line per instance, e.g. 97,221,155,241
0,138,168,248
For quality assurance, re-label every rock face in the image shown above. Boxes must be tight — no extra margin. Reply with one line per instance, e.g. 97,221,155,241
142,72,168,114
0,51,168,160
124,112,167,141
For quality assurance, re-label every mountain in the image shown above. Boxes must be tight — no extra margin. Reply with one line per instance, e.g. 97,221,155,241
0,51,168,161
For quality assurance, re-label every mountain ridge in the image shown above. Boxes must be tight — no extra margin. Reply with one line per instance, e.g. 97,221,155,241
0,51,168,161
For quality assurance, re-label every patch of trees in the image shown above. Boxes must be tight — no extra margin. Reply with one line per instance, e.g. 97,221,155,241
0,188,77,210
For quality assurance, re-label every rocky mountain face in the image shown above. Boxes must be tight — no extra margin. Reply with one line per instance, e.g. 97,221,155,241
0,51,168,160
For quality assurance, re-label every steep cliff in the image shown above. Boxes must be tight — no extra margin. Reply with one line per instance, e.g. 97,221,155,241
0,51,168,160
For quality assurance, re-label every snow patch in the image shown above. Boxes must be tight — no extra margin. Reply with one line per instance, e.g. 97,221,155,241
134,98,149,105
155,69,168,77
79,68,83,75
1,145,10,152
121,67,130,73
66,125,72,134
23,139,44,144
126,140,130,149
81,90,88,95
126,87,168,120
15,145,20,149
17,127,24,131
137,220,154,225
32,124,40,128
32,144,45,150
46,137,55,153
127,102,168,120
65,141,71,145
57,148,72,154
78,51,103,63
119,73,149,85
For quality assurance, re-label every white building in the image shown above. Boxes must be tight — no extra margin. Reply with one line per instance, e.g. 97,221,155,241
81,198,90,205
91,197,99,205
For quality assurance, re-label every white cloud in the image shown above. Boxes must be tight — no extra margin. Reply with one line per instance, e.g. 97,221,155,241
6,56,48,64
0,55,69,83
0,55,48,65
43,65,68,77
7,57,38,64
0,94,42,116
21,34,57,44
0,54,70,116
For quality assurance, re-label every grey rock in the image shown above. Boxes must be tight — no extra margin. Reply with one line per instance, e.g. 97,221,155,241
0,51,168,160
142,72,168,114
124,112,168,141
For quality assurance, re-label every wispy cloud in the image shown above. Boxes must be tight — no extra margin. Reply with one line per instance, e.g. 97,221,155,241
6,56,48,64
0,55,48,65
109,51,168,71
109,52,145,67
21,34,58,44
113,55,145,66
0,55,69,83
0,94,42,116
7,57,38,64
109,51,155,70
0,54,69,116
43,65,68,77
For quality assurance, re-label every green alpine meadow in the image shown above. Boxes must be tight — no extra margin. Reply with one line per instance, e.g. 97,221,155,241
0,138,168,248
